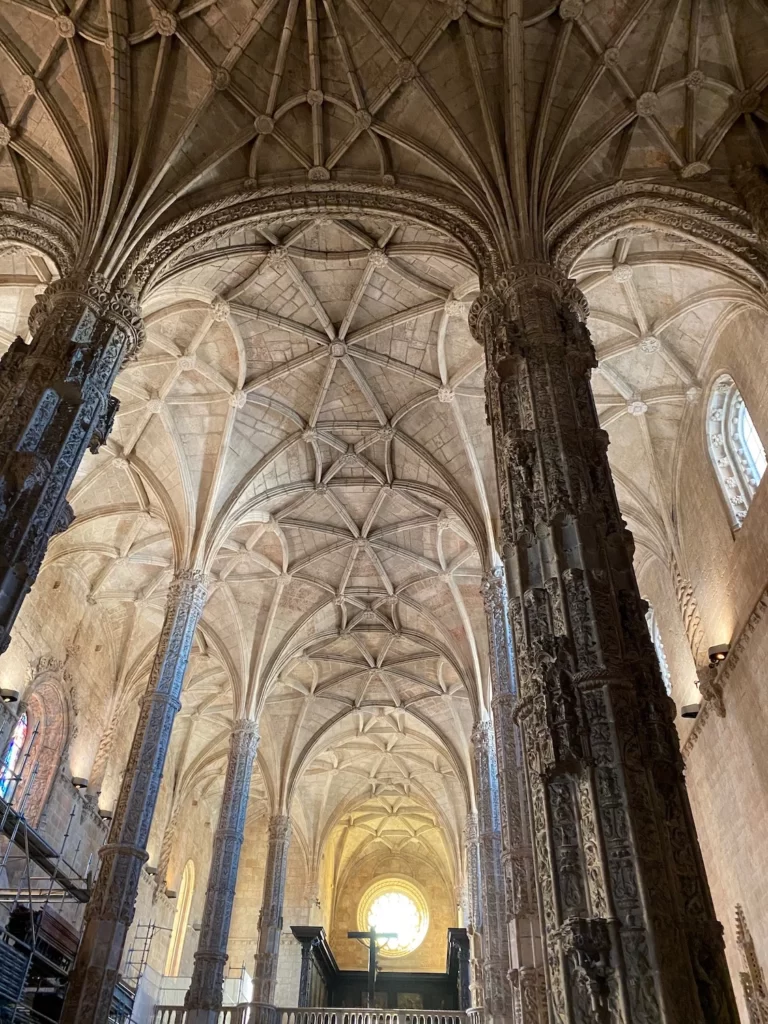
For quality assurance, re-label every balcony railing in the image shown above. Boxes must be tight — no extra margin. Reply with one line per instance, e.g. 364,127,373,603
152,1007,469,1024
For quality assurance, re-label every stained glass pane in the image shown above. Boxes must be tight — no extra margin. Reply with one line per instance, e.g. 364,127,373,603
0,713,27,800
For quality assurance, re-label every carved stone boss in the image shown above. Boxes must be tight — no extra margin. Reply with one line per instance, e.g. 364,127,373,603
0,273,144,654
473,719,514,1024
483,567,547,1024
60,569,209,1024
470,265,738,1024
252,814,293,1007
186,719,260,1022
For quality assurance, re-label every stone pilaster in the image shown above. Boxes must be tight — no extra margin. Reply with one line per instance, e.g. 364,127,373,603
185,719,259,1024
471,264,738,1024
252,814,292,1010
473,719,513,1024
483,567,548,1024
60,569,208,1024
0,273,144,653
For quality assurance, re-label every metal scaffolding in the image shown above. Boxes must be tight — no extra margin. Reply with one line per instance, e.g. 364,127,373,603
0,709,91,1024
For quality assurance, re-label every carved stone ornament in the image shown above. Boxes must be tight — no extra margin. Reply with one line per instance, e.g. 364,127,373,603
153,9,178,36
210,296,230,321
735,905,768,1024
636,91,660,117
559,0,583,20
186,720,260,1014
254,115,276,135
211,67,231,91
732,164,768,241
471,265,739,1024
55,15,76,38
0,125,12,148
60,570,209,1024
252,814,293,1006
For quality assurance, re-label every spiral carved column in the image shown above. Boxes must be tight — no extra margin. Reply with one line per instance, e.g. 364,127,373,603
470,265,738,1024
0,273,144,653
61,569,209,1024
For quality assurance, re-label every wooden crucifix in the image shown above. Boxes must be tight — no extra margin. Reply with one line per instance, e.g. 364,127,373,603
348,926,397,1006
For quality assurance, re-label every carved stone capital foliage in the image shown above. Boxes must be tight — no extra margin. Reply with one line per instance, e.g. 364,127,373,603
29,272,145,357
478,274,739,1023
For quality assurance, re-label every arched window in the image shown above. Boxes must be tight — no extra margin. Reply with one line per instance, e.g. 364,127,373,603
0,713,27,801
707,375,766,527
645,606,672,697
164,860,194,977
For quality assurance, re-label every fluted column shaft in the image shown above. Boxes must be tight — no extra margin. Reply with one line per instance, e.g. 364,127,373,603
0,273,143,653
471,265,738,1024
473,720,513,1024
483,567,547,1024
185,719,259,1023
252,814,292,1008
61,569,208,1024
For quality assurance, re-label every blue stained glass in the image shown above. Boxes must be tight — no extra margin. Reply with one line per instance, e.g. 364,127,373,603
0,713,27,800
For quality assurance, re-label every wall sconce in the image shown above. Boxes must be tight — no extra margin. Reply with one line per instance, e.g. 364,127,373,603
145,865,158,876
0,689,19,704
98,808,113,821
681,702,701,719
708,644,730,665
165,889,178,900
71,776,88,791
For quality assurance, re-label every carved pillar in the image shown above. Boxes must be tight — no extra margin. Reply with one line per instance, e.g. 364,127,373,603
186,719,259,1024
61,569,209,1024
483,567,548,1024
88,708,119,798
470,265,738,1024
473,720,513,1024
0,273,143,654
732,163,768,240
252,814,292,1010
736,905,768,1024
464,810,483,1008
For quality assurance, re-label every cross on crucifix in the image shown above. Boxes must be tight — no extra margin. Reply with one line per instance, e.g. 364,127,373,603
348,926,397,1006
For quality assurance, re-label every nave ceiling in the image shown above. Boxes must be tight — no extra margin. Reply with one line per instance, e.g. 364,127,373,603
0,0,767,877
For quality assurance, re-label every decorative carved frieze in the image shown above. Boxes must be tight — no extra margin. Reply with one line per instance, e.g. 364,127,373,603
472,264,738,1024
0,273,144,654
736,905,768,1024
60,569,209,1024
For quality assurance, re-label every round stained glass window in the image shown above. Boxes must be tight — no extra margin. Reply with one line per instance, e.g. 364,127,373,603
357,878,429,957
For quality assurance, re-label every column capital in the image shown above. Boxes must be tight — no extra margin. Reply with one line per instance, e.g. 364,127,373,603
481,566,506,611
268,813,292,842
471,718,493,754
468,263,588,340
464,810,479,843
169,567,211,606
29,271,145,355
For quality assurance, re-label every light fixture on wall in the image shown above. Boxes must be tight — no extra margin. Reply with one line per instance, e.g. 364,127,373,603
165,889,178,900
681,702,701,719
71,776,88,790
0,689,19,704
145,865,158,876
708,644,730,665
98,808,113,821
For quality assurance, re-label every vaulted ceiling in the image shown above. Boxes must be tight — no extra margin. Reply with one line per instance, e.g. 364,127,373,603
1,0,767,874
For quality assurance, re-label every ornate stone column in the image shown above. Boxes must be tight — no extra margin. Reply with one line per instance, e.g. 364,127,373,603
185,719,260,1024
473,719,513,1024
483,567,548,1023
464,810,484,1009
0,273,143,653
61,568,209,1024
252,814,292,1014
470,265,738,1024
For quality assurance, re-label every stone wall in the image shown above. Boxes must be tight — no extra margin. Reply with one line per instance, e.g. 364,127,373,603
637,305,768,1023
329,850,455,974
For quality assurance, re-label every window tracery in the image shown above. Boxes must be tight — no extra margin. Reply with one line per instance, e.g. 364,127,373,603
707,374,766,527
357,878,429,958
